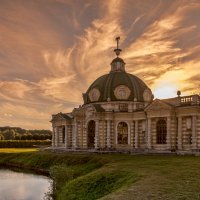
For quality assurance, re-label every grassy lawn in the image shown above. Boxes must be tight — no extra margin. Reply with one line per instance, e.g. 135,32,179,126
0,151,200,199
56,154,200,200
0,148,38,153
100,154,200,200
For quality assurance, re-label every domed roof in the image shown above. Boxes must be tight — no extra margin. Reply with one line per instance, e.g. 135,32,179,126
82,37,153,104
83,70,152,104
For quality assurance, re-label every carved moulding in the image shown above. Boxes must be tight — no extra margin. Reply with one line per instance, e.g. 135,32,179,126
89,88,100,102
114,85,131,100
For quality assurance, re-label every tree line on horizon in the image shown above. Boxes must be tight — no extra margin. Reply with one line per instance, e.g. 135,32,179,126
0,126,52,141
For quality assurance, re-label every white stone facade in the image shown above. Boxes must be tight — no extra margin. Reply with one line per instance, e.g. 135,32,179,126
51,95,200,152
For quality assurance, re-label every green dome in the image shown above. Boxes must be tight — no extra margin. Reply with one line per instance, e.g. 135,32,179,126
83,71,152,104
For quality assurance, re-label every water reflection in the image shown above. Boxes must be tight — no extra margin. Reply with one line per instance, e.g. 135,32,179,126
0,169,52,200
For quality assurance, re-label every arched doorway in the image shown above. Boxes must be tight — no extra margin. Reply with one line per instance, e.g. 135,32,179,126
87,120,95,148
156,119,167,144
117,122,128,144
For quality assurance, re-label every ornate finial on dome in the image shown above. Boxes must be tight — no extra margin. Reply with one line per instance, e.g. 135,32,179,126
110,36,125,72
114,37,122,57
177,90,181,97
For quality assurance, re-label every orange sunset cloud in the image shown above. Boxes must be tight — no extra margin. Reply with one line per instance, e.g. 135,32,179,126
0,0,200,129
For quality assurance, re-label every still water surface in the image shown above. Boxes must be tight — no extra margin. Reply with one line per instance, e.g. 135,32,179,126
0,168,52,200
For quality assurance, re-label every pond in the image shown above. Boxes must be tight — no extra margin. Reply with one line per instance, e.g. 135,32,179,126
0,168,52,200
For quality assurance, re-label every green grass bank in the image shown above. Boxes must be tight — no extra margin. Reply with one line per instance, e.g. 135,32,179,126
0,140,51,148
0,150,200,200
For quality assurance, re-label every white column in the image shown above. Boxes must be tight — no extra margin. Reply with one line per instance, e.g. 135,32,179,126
65,125,68,148
73,118,77,149
135,120,138,148
107,120,111,148
147,118,152,149
145,120,148,145
95,120,99,149
177,116,182,150
55,127,59,147
130,121,134,147
192,115,197,150
52,127,55,147
167,117,171,149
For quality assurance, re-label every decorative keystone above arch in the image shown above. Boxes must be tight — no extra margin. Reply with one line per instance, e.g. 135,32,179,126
89,88,100,102
114,85,131,100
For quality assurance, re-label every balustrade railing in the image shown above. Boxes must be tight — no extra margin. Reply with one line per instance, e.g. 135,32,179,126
180,95,200,105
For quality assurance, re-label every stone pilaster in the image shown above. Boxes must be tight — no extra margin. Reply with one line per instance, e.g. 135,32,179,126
134,120,138,148
55,127,59,147
73,118,77,149
52,127,55,147
177,116,182,150
106,120,111,148
83,123,87,149
147,118,152,149
130,121,134,147
167,117,171,149
95,120,99,149
192,115,197,150
65,125,68,148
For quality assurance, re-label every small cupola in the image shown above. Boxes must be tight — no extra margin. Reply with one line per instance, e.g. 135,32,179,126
111,57,125,72
110,37,126,72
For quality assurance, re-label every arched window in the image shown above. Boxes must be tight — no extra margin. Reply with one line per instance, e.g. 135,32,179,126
117,122,128,144
156,119,167,144
87,120,95,148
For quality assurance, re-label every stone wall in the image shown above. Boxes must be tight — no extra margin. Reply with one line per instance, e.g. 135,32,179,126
52,110,200,152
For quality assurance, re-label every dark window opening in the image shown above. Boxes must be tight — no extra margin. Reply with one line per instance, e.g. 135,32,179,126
156,119,167,144
142,131,146,144
62,126,65,143
188,133,192,144
87,120,95,148
117,122,128,144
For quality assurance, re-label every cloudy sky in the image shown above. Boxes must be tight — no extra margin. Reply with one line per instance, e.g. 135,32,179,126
0,0,200,129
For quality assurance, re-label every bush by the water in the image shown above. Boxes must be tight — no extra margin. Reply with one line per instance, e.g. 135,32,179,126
0,140,51,148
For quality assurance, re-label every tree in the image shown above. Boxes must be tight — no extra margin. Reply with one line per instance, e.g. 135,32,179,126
2,129,15,140
14,133,21,140
0,133,4,140
32,134,40,140
21,134,27,140
39,134,45,140
44,134,51,140
26,133,33,140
